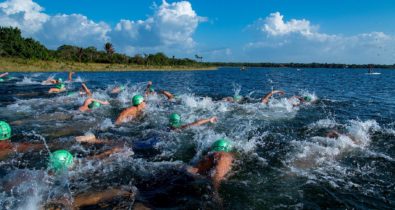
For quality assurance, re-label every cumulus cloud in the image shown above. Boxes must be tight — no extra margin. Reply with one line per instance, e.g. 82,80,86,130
36,14,110,48
0,0,48,34
111,0,205,53
245,12,395,64
0,0,204,54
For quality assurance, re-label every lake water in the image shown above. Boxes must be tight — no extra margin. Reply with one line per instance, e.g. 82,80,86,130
0,68,394,209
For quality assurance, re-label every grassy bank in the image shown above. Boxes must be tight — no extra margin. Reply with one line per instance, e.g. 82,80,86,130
0,58,217,72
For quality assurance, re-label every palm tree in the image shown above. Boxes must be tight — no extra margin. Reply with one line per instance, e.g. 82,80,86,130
195,54,203,62
104,42,114,56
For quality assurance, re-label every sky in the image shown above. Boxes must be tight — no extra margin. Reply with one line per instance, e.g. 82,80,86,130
1,0,395,64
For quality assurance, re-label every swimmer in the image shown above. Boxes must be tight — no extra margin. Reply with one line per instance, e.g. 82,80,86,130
326,130,358,143
145,81,155,96
48,78,66,93
261,90,285,104
0,72,9,78
159,90,175,100
0,72,9,82
169,113,218,130
187,138,234,199
0,121,47,160
222,95,243,103
43,77,62,85
262,90,315,106
115,94,146,125
79,98,109,112
111,85,126,94
81,82,93,97
68,71,74,82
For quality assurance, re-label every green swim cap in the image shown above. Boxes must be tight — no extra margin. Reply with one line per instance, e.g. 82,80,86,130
88,101,101,109
58,78,63,82
233,95,242,102
304,96,312,102
55,83,65,89
49,150,73,171
132,95,144,106
211,138,232,152
0,121,11,141
169,113,181,128
0,78,4,82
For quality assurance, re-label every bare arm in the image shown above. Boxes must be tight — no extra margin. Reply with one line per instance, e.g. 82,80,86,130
68,72,74,81
179,117,217,130
160,90,174,100
212,152,234,191
115,107,138,125
91,98,109,105
81,83,92,97
145,81,153,96
0,72,9,78
261,90,285,104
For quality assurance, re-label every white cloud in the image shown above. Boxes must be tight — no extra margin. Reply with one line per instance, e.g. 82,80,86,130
37,14,110,48
111,0,205,53
262,12,314,37
0,0,48,34
245,12,395,64
0,0,205,54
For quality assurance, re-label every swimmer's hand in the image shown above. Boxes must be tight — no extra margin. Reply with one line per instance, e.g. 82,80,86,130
147,81,152,85
209,117,218,124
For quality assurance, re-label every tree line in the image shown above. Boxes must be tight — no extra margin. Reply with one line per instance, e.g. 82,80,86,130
1,26,394,69
0,27,205,67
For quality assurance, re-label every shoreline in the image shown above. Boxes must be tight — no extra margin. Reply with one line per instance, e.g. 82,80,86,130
0,58,217,72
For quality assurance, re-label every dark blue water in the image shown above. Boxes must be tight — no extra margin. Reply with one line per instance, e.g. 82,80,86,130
0,68,394,209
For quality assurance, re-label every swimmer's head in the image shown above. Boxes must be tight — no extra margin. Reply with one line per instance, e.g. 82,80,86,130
0,121,11,141
169,113,181,128
58,78,63,83
233,95,242,102
132,95,144,106
304,96,312,102
88,101,101,109
211,138,232,152
55,83,65,89
49,150,74,172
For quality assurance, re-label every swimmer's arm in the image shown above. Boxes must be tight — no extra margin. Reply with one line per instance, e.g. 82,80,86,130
261,90,285,104
115,107,137,125
68,72,74,81
212,153,234,191
0,72,9,78
81,83,92,97
159,90,174,100
145,81,153,95
75,135,104,144
222,97,234,102
180,117,218,129
92,99,110,105
72,188,134,208
88,146,124,160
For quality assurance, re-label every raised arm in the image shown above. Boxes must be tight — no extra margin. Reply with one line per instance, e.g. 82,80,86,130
145,81,153,96
180,117,217,130
261,90,285,104
68,72,74,81
81,83,92,97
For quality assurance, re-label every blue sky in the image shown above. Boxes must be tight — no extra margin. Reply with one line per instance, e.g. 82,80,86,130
1,0,395,64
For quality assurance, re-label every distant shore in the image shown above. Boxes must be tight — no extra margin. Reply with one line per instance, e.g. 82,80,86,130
0,58,217,72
